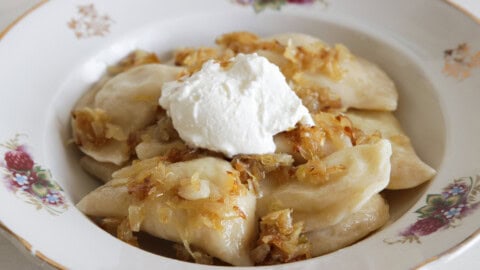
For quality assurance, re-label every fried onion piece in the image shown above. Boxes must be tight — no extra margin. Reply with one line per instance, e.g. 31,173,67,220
216,31,261,53
174,47,235,75
293,84,342,113
231,153,294,196
71,107,131,165
295,158,345,185
72,108,123,147
231,153,294,183
283,42,351,82
274,112,354,163
216,31,349,82
251,209,311,265
108,50,161,76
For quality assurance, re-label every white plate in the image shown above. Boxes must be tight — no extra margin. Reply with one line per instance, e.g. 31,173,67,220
0,0,479,269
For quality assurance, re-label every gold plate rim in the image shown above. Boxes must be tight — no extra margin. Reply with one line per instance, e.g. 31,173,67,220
444,0,480,24
0,221,66,270
0,0,479,268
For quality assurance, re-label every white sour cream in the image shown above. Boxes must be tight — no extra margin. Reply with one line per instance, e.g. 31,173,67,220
159,53,313,157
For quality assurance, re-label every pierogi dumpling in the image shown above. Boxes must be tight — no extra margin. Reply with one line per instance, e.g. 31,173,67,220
345,110,436,189
72,64,184,165
306,194,389,256
77,157,256,266
94,64,183,134
260,33,398,111
79,156,122,183
257,139,392,232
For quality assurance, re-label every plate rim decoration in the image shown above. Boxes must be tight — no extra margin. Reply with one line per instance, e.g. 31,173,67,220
1,0,479,269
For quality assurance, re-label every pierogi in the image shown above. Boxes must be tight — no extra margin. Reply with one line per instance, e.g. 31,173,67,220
257,140,392,232
72,64,184,165
258,33,398,112
78,157,256,266
72,32,435,266
345,110,436,189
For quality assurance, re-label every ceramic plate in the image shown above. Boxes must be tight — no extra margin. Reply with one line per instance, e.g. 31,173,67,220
0,0,479,269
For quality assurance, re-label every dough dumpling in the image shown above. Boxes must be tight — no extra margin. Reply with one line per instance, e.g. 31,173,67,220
346,110,436,189
306,194,389,256
72,64,184,165
77,157,256,266
258,139,392,232
79,156,122,183
94,64,183,134
262,33,398,111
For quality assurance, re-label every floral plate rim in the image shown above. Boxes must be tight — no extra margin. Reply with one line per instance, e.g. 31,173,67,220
0,3,78,269
0,0,479,269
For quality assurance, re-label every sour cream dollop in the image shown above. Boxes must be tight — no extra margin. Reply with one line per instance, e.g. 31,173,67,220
159,53,313,157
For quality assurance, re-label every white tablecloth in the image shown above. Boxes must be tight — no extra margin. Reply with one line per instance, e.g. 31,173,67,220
0,0,479,269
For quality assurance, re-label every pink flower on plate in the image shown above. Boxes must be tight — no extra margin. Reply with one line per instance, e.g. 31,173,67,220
234,0,326,13
385,176,480,245
401,217,446,237
443,43,480,80
287,0,316,3
67,4,113,39
4,149,34,171
1,135,68,215
236,0,254,5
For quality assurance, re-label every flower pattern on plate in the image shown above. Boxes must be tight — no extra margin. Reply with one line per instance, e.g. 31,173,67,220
443,43,480,80
234,0,328,13
384,176,480,244
0,135,68,215
67,4,113,39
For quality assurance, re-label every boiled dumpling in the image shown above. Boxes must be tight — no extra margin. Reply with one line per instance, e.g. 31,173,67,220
257,139,392,232
306,194,389,256
79,156,122,183
94,64,183,134
77,157,256,266
135,140,187,160
72,64,184,165
345,110,436,189
261,33,398,111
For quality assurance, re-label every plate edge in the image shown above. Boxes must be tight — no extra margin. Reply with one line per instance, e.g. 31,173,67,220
444,0,480,24
0,0,478,268
0,0,49,41
413,226,480,269
0,221,65,270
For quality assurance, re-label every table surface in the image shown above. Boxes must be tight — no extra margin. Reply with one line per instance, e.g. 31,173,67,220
1,0,480,269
